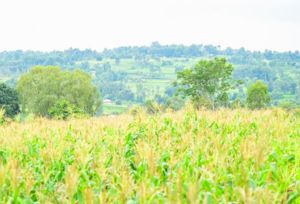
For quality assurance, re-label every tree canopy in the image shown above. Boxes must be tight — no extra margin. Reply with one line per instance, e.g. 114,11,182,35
246,80,271,109
0,83,20,117
176,58,239,109
17,66,102,117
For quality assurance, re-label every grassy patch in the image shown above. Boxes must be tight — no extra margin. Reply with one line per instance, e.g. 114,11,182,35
102,103,128,115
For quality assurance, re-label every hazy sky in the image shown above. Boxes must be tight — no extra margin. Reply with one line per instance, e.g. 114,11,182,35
0,0,299,51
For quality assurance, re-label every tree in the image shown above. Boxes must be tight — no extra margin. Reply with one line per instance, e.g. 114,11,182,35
0,83,20,117
246,80,271,109
17,66,101,117
175,58,238,109
0,109,5,125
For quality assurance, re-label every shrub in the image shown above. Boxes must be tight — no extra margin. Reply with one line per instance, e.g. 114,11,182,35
0,83,20,117
0,109,5,125
192,96,213,110
164,96,185,111
128,105,143,116
246,80,271,109
48,99,84,120
145,100,162,114
230,99,245,109
278,101,298,110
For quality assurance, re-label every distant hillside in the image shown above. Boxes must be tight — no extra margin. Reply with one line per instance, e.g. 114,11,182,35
0,43,299,105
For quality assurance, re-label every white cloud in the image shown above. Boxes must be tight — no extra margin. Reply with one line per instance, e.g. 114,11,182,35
0,0,299,51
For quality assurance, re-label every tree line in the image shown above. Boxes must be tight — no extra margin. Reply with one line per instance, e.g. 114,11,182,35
0,44,299,106
1,57,287,121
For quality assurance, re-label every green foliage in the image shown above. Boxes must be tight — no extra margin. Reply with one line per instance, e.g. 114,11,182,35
191,95,214,109
164,96,185,111
0,109,299,202
128,105,145,116
230,98,245,109
145,100,162,114
16,66,102,117
1,45,300,106
278,101,299,110
0,109,5,125
176,58,237,109
296,85,300,104
0,83,20,117
48,99,84,120
247,80,271,109
102,103,128,115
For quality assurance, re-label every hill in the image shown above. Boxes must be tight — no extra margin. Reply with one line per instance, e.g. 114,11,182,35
1,43,300,112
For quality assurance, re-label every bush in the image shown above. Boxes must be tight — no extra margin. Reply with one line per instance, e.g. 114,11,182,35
293,108,300,118
230,99,245,109
164,96,185,111
48,99,84,120
0,109,5,125
192,96,213,110
145,100,162,114
0,83,20,117
128,105,145,116
278,101,298,110
246,80,271,109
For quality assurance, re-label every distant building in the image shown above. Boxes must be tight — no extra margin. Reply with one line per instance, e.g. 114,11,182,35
103,99,113,104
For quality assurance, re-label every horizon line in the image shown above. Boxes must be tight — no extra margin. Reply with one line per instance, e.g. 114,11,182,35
0,42,299,53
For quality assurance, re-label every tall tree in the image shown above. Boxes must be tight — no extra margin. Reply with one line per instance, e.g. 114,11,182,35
0,83,20,117
17,66,102,116
246,80,271,109
175,58,238,109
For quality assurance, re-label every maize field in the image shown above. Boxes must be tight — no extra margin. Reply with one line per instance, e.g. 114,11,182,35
0,108,299,203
